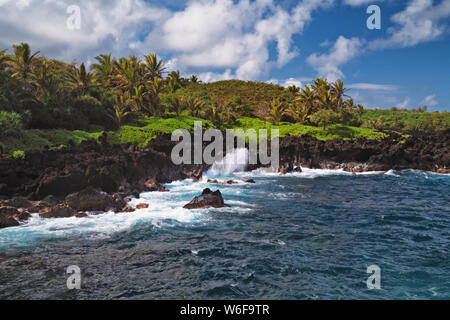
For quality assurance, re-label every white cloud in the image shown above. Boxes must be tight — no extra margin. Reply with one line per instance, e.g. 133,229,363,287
283,78,303,88
343,0,382,6
306,36,363,81
369,0,450,49
307,0,450,82
421,94,439,107
267,77,314,87
348,83,397,91
0,0,170,62
396,98,411,109
137,0,335,80
198,69,234,83
0,0,337,80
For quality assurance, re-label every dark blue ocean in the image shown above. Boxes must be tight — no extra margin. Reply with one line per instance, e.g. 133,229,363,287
0,158,449,299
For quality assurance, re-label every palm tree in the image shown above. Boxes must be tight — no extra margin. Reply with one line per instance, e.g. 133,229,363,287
356,103,365,122
331,80,348,109
206,104,221,125
287,85,300,95
311,78,330,95
344,97,355,111
167,70,182,91
143,53,166,81
190,75,199,83
287,102,308,124
111,56,144,94
131,85,146,113
9,43,40,84
33,59,60,98
169,96,186,116
295,85,316,117
91,53,113,84
145,79,163,116
316,90,334,111
0,49,9,70
109,91,131,128
186,97,204,117
267,98,287,125
66,63,95,96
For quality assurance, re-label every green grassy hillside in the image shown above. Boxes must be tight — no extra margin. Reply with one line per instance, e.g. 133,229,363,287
1,115,388,158
362,109,450,131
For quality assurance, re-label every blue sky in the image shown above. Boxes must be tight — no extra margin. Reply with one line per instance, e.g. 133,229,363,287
0,0,449,110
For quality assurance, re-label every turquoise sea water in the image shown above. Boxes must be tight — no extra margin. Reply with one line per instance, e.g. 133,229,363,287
0,160,449,299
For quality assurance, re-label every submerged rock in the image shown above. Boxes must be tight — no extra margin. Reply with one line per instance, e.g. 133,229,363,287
207,179,239,185
183,188,226,209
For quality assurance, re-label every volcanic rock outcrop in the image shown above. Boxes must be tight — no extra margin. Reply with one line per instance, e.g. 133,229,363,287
183,188,226,209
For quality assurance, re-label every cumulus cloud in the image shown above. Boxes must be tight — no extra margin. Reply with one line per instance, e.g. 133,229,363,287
283,78,304,88
0,0,170,62
0,0,336,80
198,69,234,83
369,0,450,49
306,36,363,81
308,0,450,81
267,77,314,87
396,98,411,109
421,94,439,107
136,0,335,80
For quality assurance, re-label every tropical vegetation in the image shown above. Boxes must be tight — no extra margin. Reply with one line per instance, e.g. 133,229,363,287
0,43,448,158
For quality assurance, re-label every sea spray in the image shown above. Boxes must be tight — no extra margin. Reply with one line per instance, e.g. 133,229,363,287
207,148,249,176
171,121,279,169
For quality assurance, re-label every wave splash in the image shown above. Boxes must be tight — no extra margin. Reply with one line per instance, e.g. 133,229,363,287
206,148,249,177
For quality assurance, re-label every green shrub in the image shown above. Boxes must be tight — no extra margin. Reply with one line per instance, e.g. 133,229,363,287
309,109,341,129
12,150,25,160
73,95,112,129
0,111,23,138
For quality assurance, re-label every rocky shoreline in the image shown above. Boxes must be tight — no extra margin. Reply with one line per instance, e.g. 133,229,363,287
275,129,450,174
1,129,449,229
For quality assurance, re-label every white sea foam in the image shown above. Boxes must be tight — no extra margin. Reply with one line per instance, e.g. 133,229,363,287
0,172,259,249
206,148,249,177
0,180,212,249
237,167,387,179
385,169,400,177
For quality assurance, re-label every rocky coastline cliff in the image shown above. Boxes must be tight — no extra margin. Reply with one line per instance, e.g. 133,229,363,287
1,129,449,229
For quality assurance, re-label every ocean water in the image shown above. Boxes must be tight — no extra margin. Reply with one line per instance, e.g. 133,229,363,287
0,150,449,299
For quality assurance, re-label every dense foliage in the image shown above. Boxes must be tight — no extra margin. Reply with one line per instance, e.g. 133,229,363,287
0,43,448,158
